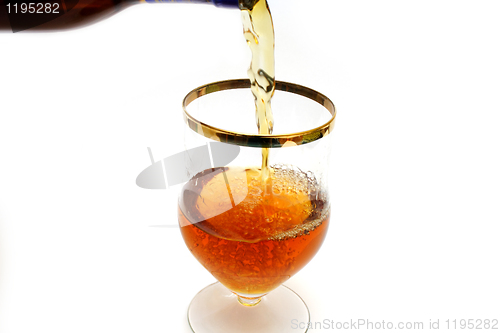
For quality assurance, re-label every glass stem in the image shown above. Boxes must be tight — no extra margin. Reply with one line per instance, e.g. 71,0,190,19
237,295,263,307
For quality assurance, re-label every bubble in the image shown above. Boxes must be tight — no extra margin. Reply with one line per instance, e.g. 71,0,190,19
267,205,330,241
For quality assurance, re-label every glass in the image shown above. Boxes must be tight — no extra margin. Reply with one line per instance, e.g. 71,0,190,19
178,79,336,333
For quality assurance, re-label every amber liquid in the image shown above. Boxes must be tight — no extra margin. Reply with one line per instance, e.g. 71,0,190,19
179,166,329,296
241,0,275,181
179,0,328,298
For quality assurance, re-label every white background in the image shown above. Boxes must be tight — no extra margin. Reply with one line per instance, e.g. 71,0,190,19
1,0,499,332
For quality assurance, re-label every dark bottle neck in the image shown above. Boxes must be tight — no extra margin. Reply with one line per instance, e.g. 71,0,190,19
0,0,241,32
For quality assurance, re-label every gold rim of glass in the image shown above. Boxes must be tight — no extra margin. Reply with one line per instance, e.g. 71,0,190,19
182,79,336,148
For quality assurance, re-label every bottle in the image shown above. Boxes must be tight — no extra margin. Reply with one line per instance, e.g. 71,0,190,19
0,0,239,33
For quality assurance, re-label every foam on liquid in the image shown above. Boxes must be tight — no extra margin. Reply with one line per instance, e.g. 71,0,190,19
192,165,328,243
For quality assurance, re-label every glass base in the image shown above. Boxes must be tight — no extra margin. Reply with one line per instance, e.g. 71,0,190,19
187,282,310,333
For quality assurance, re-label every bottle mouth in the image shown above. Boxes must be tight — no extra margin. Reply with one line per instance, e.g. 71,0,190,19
182,79,336,148
211,0,241,8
